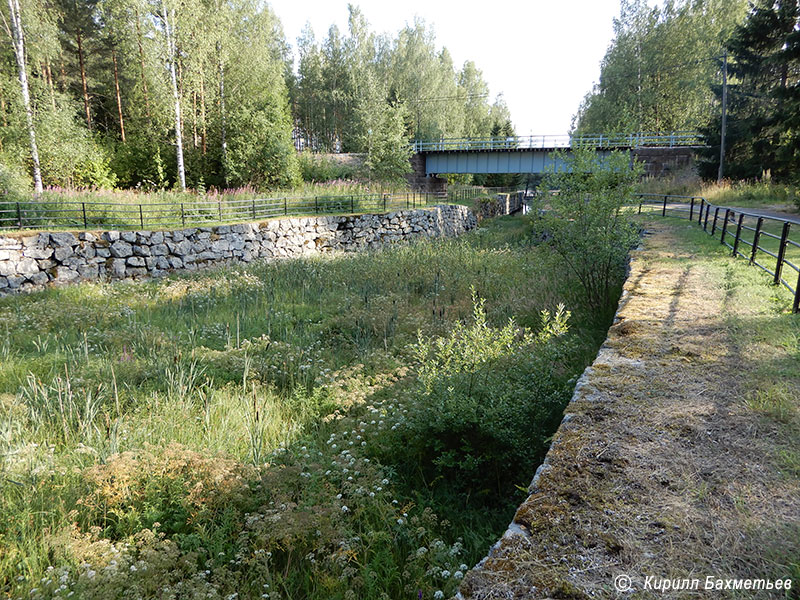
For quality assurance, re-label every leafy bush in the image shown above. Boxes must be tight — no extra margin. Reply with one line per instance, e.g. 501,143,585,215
0,161,31,204
532,148,642,315
298,151,358,182
386,292,573,496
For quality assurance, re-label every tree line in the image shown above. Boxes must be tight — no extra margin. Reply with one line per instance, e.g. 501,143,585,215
1,1,512,193
573,0,800,183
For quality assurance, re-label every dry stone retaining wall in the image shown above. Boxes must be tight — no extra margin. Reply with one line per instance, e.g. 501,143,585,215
477,192,525,220
0,205,476,295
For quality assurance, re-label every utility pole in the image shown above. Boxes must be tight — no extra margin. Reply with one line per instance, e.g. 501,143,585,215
718,50,728,183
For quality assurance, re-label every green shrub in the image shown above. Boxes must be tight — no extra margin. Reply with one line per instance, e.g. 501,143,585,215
298,151,357,182
532,148,642,315
0,161,31,203
387,292,573,496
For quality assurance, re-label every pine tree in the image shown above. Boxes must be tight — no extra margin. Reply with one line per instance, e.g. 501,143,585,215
699,0,800,180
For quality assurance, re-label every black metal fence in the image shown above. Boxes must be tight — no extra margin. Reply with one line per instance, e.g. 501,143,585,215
0,191,451,231
636,193,800,313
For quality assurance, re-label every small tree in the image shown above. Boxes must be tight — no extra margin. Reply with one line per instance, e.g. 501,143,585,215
364,102,412,185
532,148,643,315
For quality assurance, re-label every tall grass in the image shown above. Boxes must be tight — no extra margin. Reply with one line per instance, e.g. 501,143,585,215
637,170,800,211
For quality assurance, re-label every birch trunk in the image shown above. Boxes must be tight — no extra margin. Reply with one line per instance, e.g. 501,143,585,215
7,0,43,195
162,2,186,190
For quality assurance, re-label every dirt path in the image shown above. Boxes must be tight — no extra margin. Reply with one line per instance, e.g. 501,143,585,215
459,221,799,599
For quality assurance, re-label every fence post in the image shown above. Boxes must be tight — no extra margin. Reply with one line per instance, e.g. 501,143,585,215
315,196,318,214
711,207,720,235
732,212,744,257
793,270,800,314
406,193,409,209
689,197,695,221
720,209,731,245
16,202,21,229
638,196,643,214
82,202,88,229
252,198,256,220
181,203,185,227
774,221,791,286
662,195,668,217
284,198,288,216
704,204,710,231
383,194,387,213
350,195,354,213
218,200,222,222
750,217,763,265
139,204,144,229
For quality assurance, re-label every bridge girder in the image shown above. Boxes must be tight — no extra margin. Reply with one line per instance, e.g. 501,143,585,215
421,148,620,175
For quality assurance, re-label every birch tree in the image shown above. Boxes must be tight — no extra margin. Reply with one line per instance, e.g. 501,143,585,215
4,0,42,194
159,0,185,190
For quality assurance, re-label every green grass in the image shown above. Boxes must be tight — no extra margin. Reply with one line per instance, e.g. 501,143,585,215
638,202,800,290
0,215,610,600
636,214,800,592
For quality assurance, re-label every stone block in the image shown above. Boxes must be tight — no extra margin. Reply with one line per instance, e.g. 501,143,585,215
23,246,53,260
50,232,78,247
126,256,146,267
110,240,133,258
54,267,79,283
111,259,126,278
54,246,74,261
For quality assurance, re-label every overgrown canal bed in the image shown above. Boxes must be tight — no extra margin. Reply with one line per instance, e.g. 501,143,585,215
0,215,613,600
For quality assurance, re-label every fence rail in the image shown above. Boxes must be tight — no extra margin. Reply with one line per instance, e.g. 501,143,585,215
412,131,704,153
635,193,800,313
0,191,453,231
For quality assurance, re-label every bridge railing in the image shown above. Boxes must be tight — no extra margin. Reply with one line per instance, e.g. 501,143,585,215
635,193,800,313
412,131,704,153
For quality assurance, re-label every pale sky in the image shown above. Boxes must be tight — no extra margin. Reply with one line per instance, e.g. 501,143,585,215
266,0,623,136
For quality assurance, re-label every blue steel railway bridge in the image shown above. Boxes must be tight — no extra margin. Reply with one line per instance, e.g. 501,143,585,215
407,131,705,192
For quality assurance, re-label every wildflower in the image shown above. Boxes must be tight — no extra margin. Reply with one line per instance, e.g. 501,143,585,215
341,506,349,513
442,570,451,578
454,571,464,579
460,564,468,571
434,592,444,599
